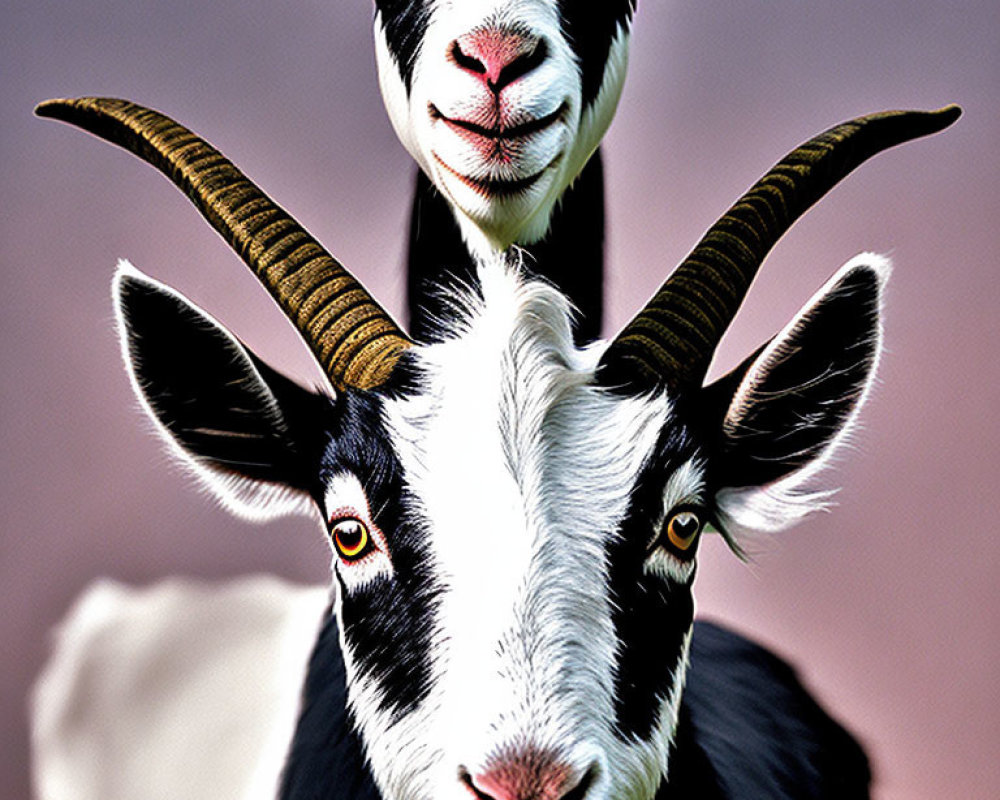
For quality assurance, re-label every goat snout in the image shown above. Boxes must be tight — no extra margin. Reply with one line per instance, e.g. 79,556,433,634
460,751,597,800
450,28,548,94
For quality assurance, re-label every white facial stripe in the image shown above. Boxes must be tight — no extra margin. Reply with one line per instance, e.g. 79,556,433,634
358,259,694,800
323,472,374,523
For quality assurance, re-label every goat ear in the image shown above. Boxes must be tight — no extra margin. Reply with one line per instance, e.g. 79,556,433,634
113,261,330,521
702,255,889,533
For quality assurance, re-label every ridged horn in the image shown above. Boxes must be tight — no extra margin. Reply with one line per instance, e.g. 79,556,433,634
35,96,411,392
599,105,961,393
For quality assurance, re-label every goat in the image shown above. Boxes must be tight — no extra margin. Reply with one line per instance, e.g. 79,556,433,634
375,1,636,342
33,97,958,799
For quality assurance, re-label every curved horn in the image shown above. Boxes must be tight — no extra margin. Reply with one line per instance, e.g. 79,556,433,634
599,105,961,393
36,96,411,392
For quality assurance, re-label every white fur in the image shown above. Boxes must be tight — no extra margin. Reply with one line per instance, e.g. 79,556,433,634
375,2,632,253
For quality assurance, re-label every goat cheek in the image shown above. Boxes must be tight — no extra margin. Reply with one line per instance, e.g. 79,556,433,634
610,579,695,740
340,555,441,720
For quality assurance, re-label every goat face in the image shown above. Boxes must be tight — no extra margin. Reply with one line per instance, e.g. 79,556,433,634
113,254,886,800
373,0,636,251
40,98,957,800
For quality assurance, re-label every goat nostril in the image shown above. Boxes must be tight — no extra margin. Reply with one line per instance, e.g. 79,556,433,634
459,758,597,800
561,763,597,800
492,39,548,92
450,31,547,94
460,767,492,800
451,41,487,76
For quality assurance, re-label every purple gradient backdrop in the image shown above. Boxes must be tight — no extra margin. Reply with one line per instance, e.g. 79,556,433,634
3,2,997,798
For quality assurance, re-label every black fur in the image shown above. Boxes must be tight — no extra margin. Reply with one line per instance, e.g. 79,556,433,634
334,506,442,722
703,266,882,491
607,421,702,740
279,606,382,800
406,149,606,345
375,0,431,92
667,621,872,799
609,560,696,742
118,274,332,493
558,0,636,107
318,390,443,721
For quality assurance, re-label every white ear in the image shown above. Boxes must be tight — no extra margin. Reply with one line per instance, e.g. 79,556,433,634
113,261,321,522
713,254,890,534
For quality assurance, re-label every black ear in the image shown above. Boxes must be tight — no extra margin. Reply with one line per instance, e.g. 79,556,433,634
700,256,888,532
114,262,331,520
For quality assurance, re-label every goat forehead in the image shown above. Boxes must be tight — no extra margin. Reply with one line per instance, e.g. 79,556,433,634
429,0,561,28
378,0,631,60
383,274,672,583
377,0,558,57
375,281,675,761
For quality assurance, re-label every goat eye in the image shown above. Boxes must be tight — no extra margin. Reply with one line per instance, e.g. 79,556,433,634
331,518,371,561
664,510,702,553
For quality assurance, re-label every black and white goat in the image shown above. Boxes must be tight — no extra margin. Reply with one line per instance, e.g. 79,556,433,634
33,98,958,800
375,1,636,341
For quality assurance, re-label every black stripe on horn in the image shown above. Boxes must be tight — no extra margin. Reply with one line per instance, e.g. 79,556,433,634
599,105,961,394
36,96,412,392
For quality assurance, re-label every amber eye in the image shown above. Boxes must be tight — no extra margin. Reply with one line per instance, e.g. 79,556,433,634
664,509,702,553
331,518,371,561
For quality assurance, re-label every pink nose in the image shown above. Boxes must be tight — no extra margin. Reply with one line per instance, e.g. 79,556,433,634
462,751,593,800
451,28,547,93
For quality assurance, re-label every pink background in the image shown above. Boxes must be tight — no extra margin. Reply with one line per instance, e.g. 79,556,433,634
2,2,997,798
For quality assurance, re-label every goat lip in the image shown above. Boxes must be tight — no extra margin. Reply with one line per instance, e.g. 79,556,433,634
433,152,560,200
430,102,567,142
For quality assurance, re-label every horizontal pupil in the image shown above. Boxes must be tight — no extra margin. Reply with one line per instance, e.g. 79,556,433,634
338,522,363,547
334,520,368,558
665,512,701,552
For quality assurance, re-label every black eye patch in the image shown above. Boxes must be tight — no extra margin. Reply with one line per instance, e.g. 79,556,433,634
337,518,442,719
607,420,702,740
316,389,443,719
608,534,696,741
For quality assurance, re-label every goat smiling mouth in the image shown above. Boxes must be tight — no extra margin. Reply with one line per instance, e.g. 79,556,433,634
433,152,559,199
430,102,567,142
